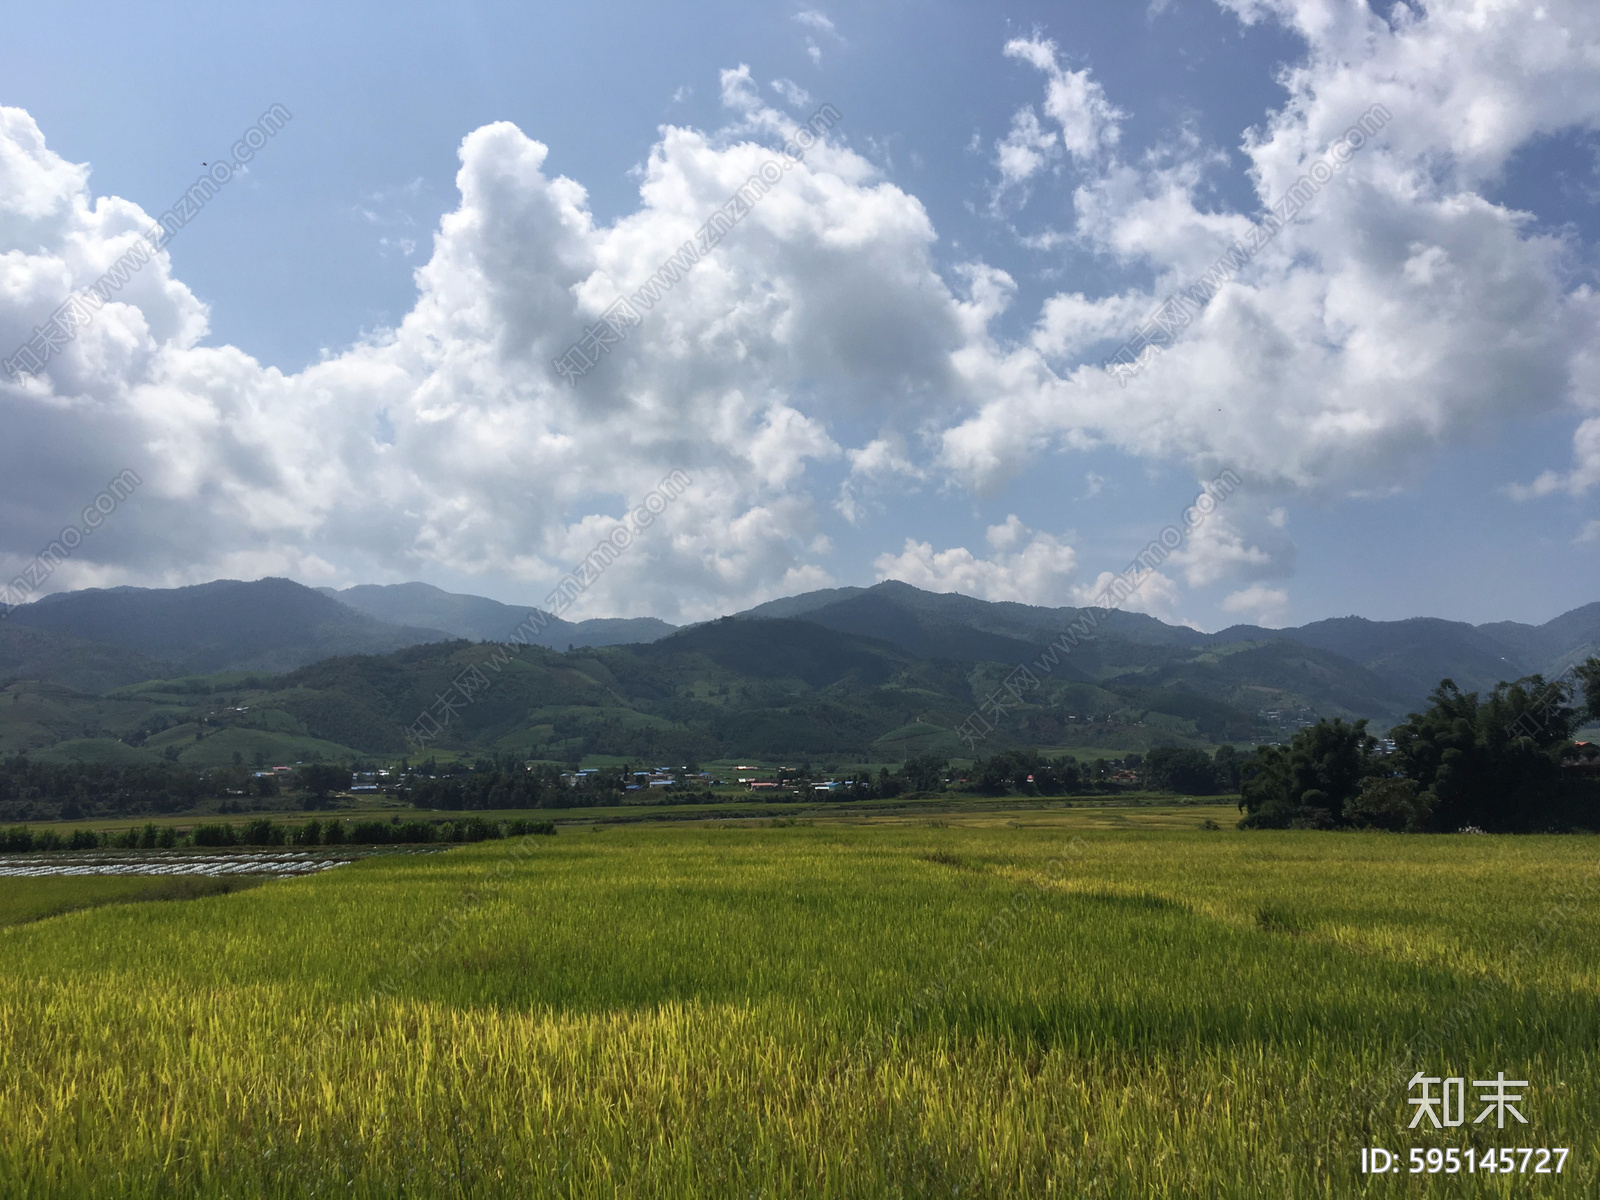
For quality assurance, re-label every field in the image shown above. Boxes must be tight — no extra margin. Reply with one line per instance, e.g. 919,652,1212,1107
0,874,260,927
1,809,1596,1196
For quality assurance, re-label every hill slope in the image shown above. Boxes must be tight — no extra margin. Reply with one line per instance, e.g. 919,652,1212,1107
5,579,450,674
322,583,677,648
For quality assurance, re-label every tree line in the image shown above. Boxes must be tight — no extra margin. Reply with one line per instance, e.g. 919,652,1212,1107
1239,660,1600,832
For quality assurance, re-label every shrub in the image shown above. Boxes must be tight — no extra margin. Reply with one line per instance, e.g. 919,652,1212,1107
67,829,101,850
137,823,160,850
347,821,391,845
241,819,285,847
1345,777,1434,833
506,819,557,837
322,820,347,846
0,826,32,852
156,824,178,849
293,820,322,847
191,824,237,848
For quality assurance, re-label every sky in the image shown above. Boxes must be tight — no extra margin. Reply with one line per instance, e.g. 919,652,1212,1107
1,0,1598,631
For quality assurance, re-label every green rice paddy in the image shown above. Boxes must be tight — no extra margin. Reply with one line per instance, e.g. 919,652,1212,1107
0,809,1594,1196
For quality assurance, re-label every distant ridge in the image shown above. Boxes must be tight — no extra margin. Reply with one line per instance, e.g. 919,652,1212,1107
738,581,1600,713
4,578,450,674
0,577,1593,739
319,582,677,649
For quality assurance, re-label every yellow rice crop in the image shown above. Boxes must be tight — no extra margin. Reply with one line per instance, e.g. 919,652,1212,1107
0,816,1595,1196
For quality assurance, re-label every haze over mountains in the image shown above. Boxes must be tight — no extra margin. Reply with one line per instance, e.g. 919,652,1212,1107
0,576,1596,766
319,584,675,651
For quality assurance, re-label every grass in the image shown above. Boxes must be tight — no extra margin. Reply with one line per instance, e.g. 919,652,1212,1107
22,793,1237,837
0,874,263,927
0,814,1595,1195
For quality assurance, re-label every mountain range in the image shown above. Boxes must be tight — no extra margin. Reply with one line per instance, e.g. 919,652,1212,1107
0,576,1595,767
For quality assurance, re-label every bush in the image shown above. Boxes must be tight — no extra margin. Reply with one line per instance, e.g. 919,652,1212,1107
157,824,178,849
0,826,32,852
322,819,347,846
395,821,436,844
346,821,392,845
293,820,322,846
67,828,101,850
1345,776,1434,832
506,819,557,837
191,824,237,847
452,817,495,843
241,819,285,847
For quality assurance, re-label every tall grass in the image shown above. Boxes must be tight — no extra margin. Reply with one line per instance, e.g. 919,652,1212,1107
0,821,1595,1195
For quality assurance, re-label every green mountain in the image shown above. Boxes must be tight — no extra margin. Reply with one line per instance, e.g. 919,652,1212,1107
749,582,1600,717
1,578,1595,768
4,578,450,673
321,582,677,648
0,623,174,693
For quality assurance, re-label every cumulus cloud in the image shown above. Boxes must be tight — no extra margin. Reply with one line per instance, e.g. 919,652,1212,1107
1511,416,1600,498
948,0,1600,503
1168,501,1291,588
1221,584,1291,628
4,0,1599,623
1002,37,1123,162
0,87,956,621
1075,567,1190,624
992,37,1123,201
873,515,1078,604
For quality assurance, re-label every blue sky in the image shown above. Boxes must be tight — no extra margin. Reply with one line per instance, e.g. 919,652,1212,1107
2,1,1598,628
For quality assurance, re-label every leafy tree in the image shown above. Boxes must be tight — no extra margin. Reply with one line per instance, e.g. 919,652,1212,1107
1388,674,1589,831
296,764,349,800
900,755,948,793
1143,747,1220,795
1238,718,1378,828
1576,658,1600,725
1212,744,1241,791
1344,776,1434,832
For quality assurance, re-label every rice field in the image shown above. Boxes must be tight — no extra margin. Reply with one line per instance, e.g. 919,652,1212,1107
0,849,355,877
0,810,1596,1196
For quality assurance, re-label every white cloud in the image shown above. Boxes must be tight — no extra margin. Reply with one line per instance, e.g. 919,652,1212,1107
1222,584,1291,628
771,78,812,109
0,89,959,622
793,10,844,64
1169,502,1290,588
1575,518,1600,545
944,1,1600,502
1511,416,1600,498
1074,567,1190,625
873,516,1078,604
1001,37,1123,162
995,107,1058,189
5,2,1600,621
793,10,839,37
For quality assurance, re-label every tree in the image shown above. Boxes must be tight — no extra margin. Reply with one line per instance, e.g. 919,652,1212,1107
900,755,948,793
1575,658,1600,726
1238,718,1378,828
1388,674,1588,831
1344,777,1434,832
297,763,349,801
1143,747,1220,795
1212,744,1242,792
